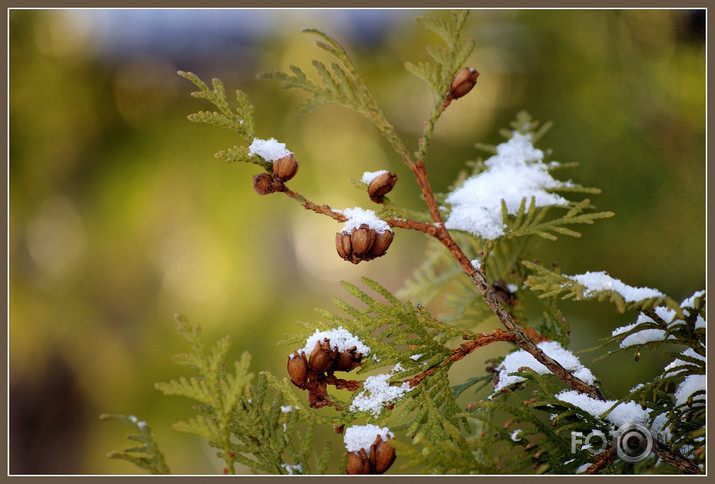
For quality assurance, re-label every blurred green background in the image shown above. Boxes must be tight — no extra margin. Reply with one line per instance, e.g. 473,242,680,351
9,9,705,474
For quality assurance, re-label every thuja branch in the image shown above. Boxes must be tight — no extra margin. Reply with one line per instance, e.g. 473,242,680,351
406,108,606,403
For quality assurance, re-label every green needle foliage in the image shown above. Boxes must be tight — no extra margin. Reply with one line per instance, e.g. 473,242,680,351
99,414,169,475
104,10,704,475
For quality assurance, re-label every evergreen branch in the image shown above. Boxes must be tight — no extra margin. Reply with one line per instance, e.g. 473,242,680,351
258,29,412,165
522,262,679,314
408,11,476,163
178,71,254,139
100,414,170,475
505,198,615,241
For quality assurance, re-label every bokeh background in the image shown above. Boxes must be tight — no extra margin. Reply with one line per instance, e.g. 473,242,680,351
9,9,705,474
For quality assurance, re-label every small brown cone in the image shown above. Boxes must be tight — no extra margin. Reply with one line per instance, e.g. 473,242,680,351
286,352,309,388
369,230,394,258
351,224,376,257
449,67,479,99
370,436,396,474
368,172,398,202
309,339,337,374
335,232,352,260
252,173,274,195
273,153,299,181
346,449,371,475
334,346,363,372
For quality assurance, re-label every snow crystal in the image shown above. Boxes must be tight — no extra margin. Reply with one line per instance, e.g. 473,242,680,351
339,207,391,234
470,258,481,270
493,341,596,394
576,463,591,473
280,405,297,413
361,170,389,184
410,353,423,361
570,271,665,303
350,365,412,416
510,429,522,441
128,415,147,428
555,390,650,427
281,463,302,475
344,424,394,455
674,374,706,406
296,327,370,357
248,137,292,162
444,132,572,239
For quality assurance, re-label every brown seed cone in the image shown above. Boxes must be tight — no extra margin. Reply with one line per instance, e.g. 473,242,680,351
252,173,274,195
334,346,363,372
449,67,479,100
351,224,376,257
309,339,337,374
286,352,309,388
346,449,371,475
368,172,398,201
368,230,394,258
273,153,299,181
370,436,396,474
335,232,352,260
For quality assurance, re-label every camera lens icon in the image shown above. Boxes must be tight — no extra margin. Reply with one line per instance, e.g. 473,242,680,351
615,423,653,463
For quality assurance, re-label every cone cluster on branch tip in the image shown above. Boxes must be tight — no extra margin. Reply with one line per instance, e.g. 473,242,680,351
346,435,396,475
287,338,363,408
368,171,398,204
251,154,299,195
336,225,394,264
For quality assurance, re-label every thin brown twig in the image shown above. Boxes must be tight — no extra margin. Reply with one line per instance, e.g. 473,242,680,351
406,328,545,388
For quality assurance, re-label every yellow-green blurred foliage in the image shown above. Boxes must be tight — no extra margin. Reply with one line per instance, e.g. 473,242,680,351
9,9,704,474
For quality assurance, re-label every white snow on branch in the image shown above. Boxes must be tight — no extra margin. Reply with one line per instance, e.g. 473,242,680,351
295,326,370,357
611,315,674,348
248,137,292,162
444,132,572,240
674,374,706,406
361,170,389,184
339,207,391,234
344,424,393,455
350,364,412,416
664,348,705,373
555,390,650,427
569,271,665,303
611,290,706,348
492,341,595,394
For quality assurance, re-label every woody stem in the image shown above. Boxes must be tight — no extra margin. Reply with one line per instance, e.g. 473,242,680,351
407,160,606,401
